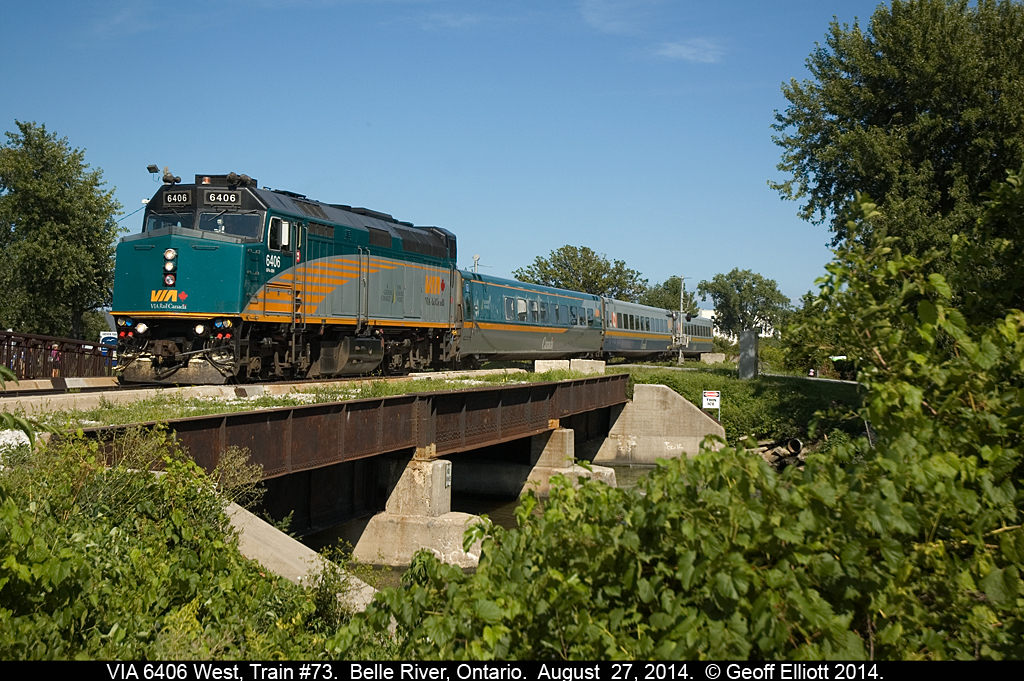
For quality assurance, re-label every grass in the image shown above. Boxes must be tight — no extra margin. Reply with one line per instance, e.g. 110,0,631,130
38,369,596,430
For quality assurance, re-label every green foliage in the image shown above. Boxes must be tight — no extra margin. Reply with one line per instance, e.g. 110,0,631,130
0,429,328,659
781,292,846,374
513,245,648,302
771,0,1024,263
955,163,1024,324
0,121,123,338
697,269,791,338
639,276,699,314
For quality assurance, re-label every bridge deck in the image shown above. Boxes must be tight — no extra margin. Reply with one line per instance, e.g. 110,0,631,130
79,373,629,477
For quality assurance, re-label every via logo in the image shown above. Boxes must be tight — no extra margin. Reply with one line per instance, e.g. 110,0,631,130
151,290,188,302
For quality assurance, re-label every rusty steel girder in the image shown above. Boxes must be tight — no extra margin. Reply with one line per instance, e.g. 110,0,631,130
78,373,628,478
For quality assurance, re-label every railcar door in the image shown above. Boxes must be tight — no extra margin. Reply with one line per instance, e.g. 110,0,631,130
291,219,307,333
264,216,294,319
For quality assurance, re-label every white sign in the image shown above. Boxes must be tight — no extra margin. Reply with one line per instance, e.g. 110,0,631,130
702,390,721,410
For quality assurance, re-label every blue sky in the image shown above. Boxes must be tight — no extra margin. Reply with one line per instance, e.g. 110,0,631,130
1,0,886,306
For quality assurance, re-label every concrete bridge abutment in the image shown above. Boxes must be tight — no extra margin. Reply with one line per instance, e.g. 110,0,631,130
593,383,725,464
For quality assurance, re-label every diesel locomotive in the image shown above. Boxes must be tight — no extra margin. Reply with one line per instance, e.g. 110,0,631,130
111,172,713,384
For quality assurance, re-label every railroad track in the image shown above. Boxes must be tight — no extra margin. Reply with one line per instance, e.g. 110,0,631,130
0,368,529,414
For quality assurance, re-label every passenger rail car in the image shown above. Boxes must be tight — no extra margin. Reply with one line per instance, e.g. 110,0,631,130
111,172,713,383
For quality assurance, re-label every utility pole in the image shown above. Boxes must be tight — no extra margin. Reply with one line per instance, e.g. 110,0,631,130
678,276,690,365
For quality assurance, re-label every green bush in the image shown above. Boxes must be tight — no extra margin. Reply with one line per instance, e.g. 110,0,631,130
0,430,325,659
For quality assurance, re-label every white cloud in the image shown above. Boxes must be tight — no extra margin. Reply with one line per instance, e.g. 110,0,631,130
578,0,664,36
417,12,489,30
655,38,723,63
88,2,157,41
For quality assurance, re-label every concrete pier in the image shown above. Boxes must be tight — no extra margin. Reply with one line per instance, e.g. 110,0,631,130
349,448,483,568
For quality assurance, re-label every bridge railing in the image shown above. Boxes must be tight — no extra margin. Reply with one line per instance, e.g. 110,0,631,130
1,331,115,381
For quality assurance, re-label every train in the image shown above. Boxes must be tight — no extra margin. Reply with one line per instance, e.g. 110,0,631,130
110,172,714,383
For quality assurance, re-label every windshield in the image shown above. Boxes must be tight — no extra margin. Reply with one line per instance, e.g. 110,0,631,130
146,212,193,232
197,212,262,239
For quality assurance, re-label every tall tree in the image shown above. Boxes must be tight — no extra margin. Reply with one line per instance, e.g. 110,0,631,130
0,121,121,337
639,275,699,315
697,269,791,338
512,245,648,302
771,0,1024,259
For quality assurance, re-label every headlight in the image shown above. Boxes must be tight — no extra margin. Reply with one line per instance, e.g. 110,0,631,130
163,260,176,272
164,274,176,286
135,323,148,334
194,324,206,335
163,248,177,260
116,317,126,326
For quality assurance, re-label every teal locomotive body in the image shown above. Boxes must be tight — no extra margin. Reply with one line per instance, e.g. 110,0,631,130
111,172,713,383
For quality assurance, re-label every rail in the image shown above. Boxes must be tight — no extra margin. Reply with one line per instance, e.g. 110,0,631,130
1,331,115,381
79,373,629,477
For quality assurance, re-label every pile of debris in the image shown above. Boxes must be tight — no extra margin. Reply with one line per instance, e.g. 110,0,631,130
751,438,806,472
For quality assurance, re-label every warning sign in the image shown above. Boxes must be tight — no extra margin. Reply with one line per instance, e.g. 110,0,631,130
702,391,721,410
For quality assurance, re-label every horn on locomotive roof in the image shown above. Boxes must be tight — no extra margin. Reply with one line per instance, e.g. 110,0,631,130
161,166,181,186
225,172,254,188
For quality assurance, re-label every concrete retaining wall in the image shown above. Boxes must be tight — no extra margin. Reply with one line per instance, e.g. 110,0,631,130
227,503,377,612
593,384,724,464
534,359,606,375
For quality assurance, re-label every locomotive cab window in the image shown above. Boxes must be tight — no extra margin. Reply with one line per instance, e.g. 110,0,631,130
199,212,262,239
269,218,291,252
145,213,193,232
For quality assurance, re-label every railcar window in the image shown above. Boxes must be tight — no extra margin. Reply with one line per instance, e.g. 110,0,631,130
570,307,578,325
645,317,650,331
555,304,561,323
529,300,539,322
517,298,528,322
587,308,595,326
145,212,193,232
504,297,515,321
199,212,261,239
540,302,548,322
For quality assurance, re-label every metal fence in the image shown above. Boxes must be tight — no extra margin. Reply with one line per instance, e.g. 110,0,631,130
1,331,115,381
